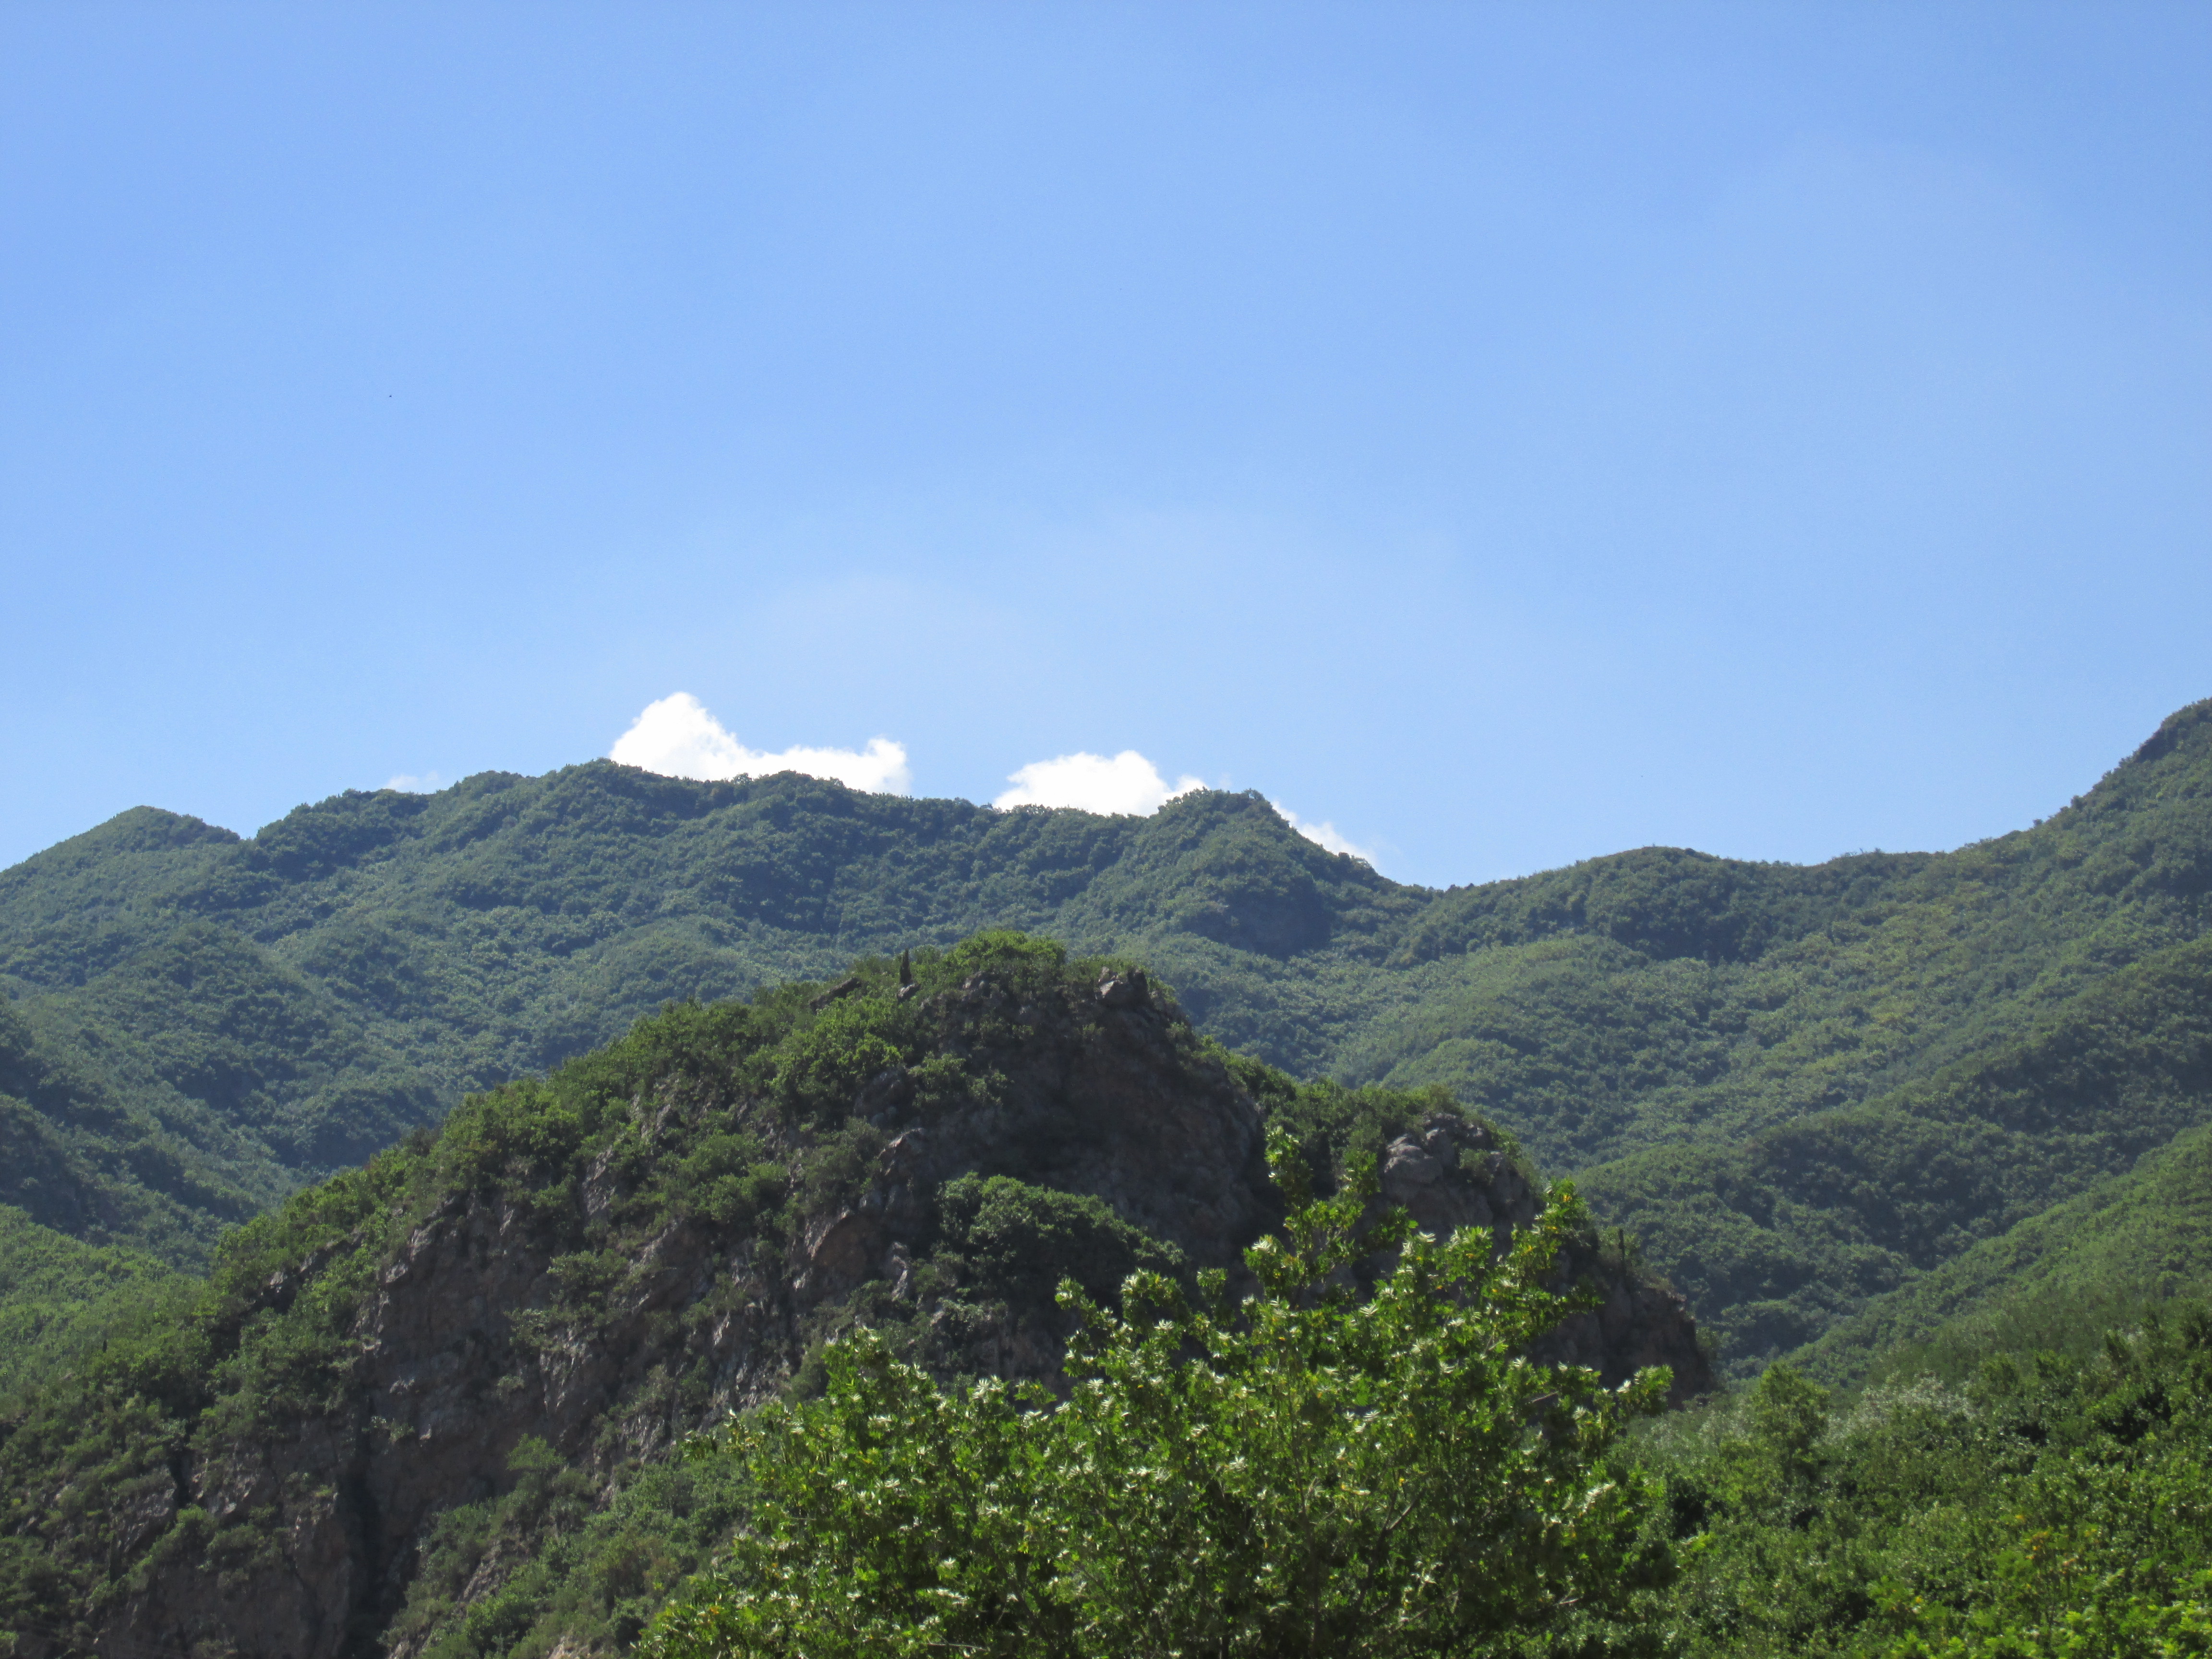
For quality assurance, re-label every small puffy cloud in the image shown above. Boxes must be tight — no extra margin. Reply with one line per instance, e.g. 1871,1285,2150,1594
991,750,1377,862
610,693,912,794
385,771,446,793
1274,804,1377,866
994,750,1203,816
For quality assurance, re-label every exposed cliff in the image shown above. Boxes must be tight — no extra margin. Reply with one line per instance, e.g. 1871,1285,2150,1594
0,934,1707,1659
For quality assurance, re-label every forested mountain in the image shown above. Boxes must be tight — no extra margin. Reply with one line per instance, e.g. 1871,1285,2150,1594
0,773,1414,1264
2,934,2200,1659
1,699,2206,1376
0,936,1705,1659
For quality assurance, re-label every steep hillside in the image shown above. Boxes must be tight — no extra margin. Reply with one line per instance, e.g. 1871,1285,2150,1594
0,700,2205,1371
0,935,1705,1659
1793,1116,2212,1383
0,926,435,1262
0,1207,177,1404
1353,700,2212,1171
1579,931,2212,1367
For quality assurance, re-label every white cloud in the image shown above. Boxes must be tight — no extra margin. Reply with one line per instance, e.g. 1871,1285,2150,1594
1274,804,1377,866
994,750,1204,816
609,693,913,794
990,751,1377,863
385,771,446,793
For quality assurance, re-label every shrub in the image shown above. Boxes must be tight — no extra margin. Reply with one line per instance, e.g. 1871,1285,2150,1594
642,1128,1671,1659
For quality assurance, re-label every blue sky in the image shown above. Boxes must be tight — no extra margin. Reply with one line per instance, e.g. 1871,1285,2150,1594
3,2,2206,887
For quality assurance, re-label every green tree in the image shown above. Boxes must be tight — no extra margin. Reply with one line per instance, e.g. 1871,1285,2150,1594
1719,1361,1831,1504
642,1128,1673,1658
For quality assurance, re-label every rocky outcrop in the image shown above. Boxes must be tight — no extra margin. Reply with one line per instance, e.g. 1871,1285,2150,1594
60,962,1707,1659
1373,1114,1712,1392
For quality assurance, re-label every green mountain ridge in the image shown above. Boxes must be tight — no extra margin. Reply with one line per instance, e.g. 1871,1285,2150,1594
1,699,2207,1371
2,936,2200,1659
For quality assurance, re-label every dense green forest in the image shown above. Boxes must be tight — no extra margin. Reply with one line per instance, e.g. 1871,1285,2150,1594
628,1255,2212,1657
1,925,2207,1657
1798,1117,2212,1385
3,701,2206,1382
0,1207,176,1403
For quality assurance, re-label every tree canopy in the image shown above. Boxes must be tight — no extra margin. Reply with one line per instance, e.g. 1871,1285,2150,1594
643,1129,1671,1659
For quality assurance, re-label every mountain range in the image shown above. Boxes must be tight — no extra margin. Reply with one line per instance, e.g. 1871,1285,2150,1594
1,698,2207,1382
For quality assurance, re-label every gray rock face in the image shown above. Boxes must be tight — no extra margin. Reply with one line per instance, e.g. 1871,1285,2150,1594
70,975,1707,1659
1369,1115,1713,1395
1095,966,1150,1008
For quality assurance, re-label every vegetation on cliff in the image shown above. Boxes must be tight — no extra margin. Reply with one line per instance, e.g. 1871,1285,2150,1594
644,1131,1671,1659
626,1291,2212,1659
1,700,2205,1380
5,933,1663,1659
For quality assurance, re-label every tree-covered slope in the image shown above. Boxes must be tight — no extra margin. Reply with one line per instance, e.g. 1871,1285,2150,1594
1633,1301,2212,1657
0,700,2205,1369
0,989,287,1262
1578,932,2212,1367
1351,700,2212,1173
0,776,1417,1260
0,1206,177,1405
1793,1116,2212,1384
